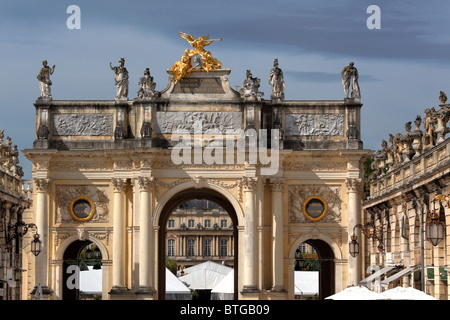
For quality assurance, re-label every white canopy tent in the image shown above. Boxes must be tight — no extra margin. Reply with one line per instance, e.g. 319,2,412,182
211,269,234,300
294,271,319,297
381,286,437,300
166,268,192,300
177,261,232,277
178,261,234,300
325,285,385,300
80,266,102,295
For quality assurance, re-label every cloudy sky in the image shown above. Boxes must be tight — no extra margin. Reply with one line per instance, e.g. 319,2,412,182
1,0,450,179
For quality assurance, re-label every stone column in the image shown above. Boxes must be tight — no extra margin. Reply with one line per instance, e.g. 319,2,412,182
270,178,285,292
137,176,155,298
32,178,53,298
346,178,362,286
111,178,127,291
242,177,259,294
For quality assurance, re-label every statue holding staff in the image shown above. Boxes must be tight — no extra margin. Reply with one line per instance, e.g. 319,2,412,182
110,58,129,99
269,58,285,101
37,60,55,98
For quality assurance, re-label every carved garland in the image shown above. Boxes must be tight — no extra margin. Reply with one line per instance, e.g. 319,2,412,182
53,228,112,247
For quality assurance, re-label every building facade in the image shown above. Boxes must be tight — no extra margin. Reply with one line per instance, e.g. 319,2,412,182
362,92,450,299
0,131,31,300
22,35,370,300
166,200,234,268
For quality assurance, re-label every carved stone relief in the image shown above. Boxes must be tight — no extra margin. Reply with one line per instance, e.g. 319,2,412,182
285,113,344,136
288,184,342,223
52,113,113,136
155,111,242,133
55,185,109,223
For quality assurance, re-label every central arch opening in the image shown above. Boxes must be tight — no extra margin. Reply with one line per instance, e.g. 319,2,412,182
158,187,239,300
62,240,103,300
293,239,335,300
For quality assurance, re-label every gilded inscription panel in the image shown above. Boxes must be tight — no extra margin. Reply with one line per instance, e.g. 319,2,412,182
172,77,225,94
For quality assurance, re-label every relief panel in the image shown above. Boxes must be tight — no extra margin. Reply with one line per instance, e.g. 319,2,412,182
55,185,109,223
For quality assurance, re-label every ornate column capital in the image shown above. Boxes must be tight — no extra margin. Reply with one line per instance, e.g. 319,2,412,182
345,178,361,193
34,178,50,193
270,178,284,192
112,177,128,193
242,177,258,192
138,176,154,192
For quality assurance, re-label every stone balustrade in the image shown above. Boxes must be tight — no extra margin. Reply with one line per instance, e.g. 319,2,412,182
368,136,450,199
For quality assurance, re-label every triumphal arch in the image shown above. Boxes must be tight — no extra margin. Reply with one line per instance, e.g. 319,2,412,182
23,33,370,300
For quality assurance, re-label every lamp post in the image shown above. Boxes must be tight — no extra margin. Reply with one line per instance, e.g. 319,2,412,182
427,195,446,247
349,222,385,257
349,235,359,258
7,213,41,257
294,248,305,270
30,229,42,257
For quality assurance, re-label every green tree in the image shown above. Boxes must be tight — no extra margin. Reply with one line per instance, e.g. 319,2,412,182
166,258,177,275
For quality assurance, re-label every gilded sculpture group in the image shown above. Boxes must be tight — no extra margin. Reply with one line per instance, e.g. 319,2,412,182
369,91,450,180
36,32,361,104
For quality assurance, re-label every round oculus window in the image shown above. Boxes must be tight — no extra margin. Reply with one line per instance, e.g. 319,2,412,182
302,196,327,221
69,196,95,222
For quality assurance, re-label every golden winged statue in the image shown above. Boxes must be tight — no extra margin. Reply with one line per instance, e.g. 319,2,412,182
171,32,223,81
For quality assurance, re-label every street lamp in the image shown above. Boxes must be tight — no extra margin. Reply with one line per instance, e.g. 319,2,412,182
7,211,42,257
349,234,359,258
349,222,385,257
85,247,92,260
426,197,446,247
30,232,42,256
94,246,101,259
294,248,305,270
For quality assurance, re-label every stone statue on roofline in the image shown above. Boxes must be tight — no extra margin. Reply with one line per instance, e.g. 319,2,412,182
341,61,360,100
137,68,159,100
110,58,129,100
411,115,423,158
269,58,285,102
240,70,264,101
37,60,55,99
423,108,437,150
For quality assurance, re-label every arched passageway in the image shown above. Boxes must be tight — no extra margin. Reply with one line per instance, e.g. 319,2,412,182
157,187,239,300
294,239,335,300
62,240,103,300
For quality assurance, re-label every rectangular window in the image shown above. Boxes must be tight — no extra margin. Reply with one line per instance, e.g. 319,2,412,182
168,219,175,228
221,219,227,228
203,239,211,257
220,239,228,257
168,239,175,256
204,219,211,228
300,243,306,253
188,219,194,228
187,239,195,257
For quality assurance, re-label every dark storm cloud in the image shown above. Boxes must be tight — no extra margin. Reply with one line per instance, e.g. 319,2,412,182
2,1,449,62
